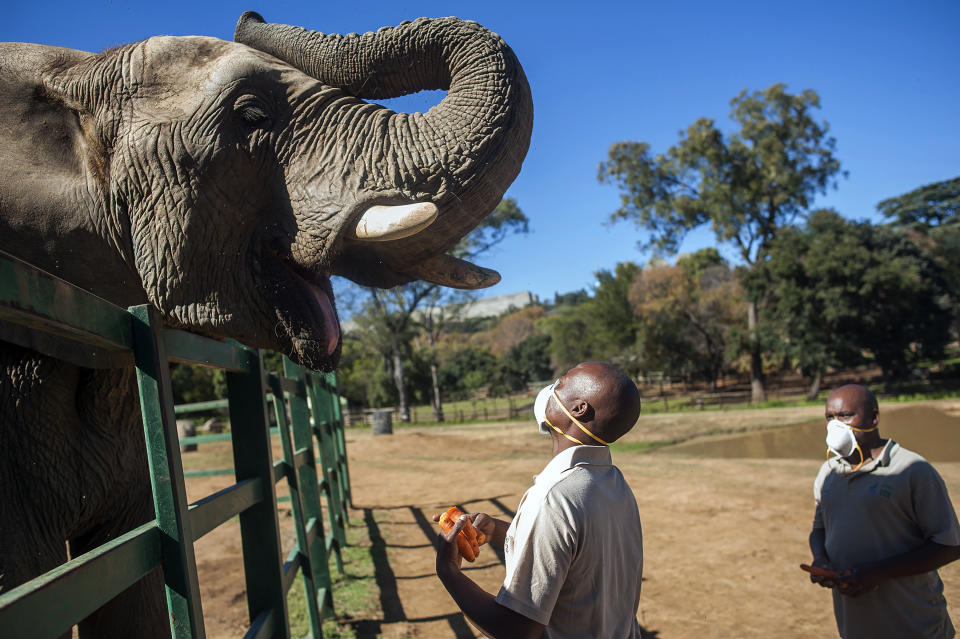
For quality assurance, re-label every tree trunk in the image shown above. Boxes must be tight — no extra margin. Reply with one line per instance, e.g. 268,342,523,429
805,369,822,401
391,345,410,422
748,300,767,403
430,360,444,422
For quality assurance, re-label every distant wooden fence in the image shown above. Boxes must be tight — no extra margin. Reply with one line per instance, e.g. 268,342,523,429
0,251,350,639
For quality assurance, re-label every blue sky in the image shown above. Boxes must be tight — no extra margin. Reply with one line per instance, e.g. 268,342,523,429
7,1,960,304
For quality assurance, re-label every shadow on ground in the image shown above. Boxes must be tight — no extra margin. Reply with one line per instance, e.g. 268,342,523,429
347,500,659,638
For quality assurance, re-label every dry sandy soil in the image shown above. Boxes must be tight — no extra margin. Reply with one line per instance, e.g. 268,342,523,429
186,399,960,638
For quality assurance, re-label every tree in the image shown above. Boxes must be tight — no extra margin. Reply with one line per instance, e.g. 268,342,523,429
351,198,528,421
878,177,960,339
541,262,641,375
599,83,845,401
759,210,868,398
488,334,554,397
762,209,952,392
630,250,745,389
877,176,960,228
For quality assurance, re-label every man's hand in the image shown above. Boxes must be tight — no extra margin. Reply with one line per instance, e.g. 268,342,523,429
436,513,466,577
808,557,839,589
470,512,497,543
834,567,881,597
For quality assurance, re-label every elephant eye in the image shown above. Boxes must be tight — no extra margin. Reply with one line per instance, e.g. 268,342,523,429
233,93,272,128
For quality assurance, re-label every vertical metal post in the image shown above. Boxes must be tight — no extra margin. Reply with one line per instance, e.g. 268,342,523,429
326,372,352,508
305,373,345,572
227,346,289,638
283,359,336,618
129,304,206,639
267,370,326,637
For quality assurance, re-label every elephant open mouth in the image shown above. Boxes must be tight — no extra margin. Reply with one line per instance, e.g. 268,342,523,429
262,247,342,370
282,258,340,356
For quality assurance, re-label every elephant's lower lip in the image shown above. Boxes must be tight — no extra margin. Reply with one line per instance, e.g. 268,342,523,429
305,279,339,355
278,257,340,356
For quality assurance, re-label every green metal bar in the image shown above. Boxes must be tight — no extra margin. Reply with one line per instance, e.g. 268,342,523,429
304,374,345,573
227,348,289,639
274,459,290,484
0,522,160,639
244,608,277,639
188,478,264,540
174,399,231,414
326,372,352,508
312,374,347,553
0,251,133,352
184,468,235,478
268,370,325,639
281,549,302,594
285,357,336,613
163,328,251,372
130,304,206,639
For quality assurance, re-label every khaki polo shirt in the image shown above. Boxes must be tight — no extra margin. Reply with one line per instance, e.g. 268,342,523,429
813,440,960,639
496,445,644,639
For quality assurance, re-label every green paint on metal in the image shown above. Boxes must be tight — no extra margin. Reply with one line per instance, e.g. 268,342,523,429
164,328,250,373
174,399,231,414
0,522,160,639
268,369,325,638
0,251,133,352
183,468,234,478
131,304,207,639
188,478,264,540
227,348,290,638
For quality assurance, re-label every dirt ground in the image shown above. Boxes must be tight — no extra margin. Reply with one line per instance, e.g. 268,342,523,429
186,399,960,638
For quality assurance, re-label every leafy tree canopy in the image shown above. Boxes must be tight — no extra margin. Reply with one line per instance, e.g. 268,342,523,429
598,83,844,265
877,176,960,228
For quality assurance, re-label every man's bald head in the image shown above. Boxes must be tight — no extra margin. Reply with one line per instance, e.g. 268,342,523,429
825,384,879,431
827,384,878,413
556,362,641,443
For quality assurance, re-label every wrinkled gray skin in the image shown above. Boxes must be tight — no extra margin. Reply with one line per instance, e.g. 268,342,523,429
0,12,531,637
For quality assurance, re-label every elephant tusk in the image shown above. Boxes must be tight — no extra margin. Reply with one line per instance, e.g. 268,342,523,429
353,202,438,242
403,253,501,290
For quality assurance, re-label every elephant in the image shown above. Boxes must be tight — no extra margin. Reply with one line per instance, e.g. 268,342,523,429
0,11,532,638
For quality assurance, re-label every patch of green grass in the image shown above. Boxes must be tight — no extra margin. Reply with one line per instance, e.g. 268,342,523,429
287,518,379,639
890,388,960,403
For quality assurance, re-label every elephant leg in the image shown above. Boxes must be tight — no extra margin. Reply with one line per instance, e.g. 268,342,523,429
72,498,169,639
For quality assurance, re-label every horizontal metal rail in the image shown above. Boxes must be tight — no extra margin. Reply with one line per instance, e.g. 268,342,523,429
188,478,265,540
0,522,160,639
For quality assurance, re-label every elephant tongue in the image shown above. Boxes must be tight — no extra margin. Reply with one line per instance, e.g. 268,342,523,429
307,282,340,355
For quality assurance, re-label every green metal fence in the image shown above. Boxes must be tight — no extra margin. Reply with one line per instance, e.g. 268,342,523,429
0,251,351,638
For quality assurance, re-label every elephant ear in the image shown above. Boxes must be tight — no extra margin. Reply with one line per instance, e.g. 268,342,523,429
31,47,123,194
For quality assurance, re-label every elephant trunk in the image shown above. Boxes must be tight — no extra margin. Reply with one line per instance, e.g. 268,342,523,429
235,13,533,286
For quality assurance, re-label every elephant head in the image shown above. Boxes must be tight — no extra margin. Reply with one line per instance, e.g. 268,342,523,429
0,13,532,370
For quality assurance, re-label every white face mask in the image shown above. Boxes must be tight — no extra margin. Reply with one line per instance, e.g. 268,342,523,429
825,419,857,457
533,380,559,434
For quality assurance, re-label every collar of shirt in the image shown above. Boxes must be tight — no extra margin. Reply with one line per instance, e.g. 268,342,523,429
831,439,896,475
532,445,612,486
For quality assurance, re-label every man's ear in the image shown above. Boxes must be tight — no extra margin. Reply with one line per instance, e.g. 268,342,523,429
570,399,589,418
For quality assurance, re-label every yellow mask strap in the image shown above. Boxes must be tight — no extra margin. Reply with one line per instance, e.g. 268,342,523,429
849,425,878,433
847,424,876,471
551,388,610,445
825,443,868,472
544,416,587,446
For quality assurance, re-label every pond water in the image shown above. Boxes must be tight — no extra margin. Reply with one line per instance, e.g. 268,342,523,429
660,405,960,462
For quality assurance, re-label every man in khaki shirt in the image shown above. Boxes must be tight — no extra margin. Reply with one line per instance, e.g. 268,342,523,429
808,384,960,639
434,362,644,639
